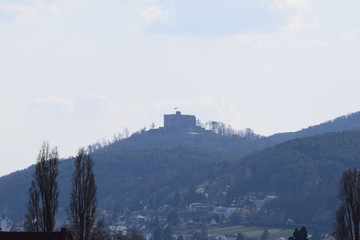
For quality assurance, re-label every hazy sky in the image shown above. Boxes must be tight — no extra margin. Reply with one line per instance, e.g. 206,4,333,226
1,0,360,176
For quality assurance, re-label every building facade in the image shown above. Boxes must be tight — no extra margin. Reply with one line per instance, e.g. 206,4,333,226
163,111,197,131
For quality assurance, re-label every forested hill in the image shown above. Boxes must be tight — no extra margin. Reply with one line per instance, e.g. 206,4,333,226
2,111,360,224
268,111,360,142
207,131,360,227
92,110,360,158
97,127,269,158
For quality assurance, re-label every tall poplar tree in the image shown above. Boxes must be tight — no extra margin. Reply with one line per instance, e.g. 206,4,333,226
334,169,360,240
24,142,59,232
68,148,97,240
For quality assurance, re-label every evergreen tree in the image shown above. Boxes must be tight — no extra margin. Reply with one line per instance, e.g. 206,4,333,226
289,227,308,240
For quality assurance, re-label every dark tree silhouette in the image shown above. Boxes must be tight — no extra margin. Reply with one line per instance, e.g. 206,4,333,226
166,209,178,226
92,220,111,240
24,180,41,231
236,233,246,240
24,142,59,232
116,230,145,240
200,223,208,240
68,148,97,240
334,169,360,240
260,228,269,240
163,225,173,240
288,227,308,240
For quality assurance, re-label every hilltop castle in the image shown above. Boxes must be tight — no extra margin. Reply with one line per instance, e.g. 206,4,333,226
149,111,204,133
164,111,197,131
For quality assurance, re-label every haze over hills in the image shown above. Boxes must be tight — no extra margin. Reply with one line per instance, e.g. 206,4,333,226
1,110,360,228
269,111,360,142
102,111,360,157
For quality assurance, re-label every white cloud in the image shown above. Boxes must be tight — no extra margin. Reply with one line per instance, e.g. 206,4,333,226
28,95,118,118
26,95,148,129
198,95,242,123
219,32,278,48
307,39,332,47
0,100,26,116
30,96,75,114
283,12,319,32
0,0,83,22
143,0,157,3
68,0,83,7
0,2,41,22
342,28,360,40
136,4,174,33
137,0,318,47
138,0,287,36
268,0,319,33
49,4,59,15
217,0,319,48
141,5,170,24
270,0,311,10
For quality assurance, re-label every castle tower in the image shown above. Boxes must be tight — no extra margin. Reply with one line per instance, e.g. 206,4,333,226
163,111,196,131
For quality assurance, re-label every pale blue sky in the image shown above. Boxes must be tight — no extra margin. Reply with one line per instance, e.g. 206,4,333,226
1,0,360,176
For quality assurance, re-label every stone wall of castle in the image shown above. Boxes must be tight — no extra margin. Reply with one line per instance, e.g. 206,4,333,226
164,111,196,131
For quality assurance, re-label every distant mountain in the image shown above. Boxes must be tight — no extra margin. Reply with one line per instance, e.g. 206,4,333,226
268,111,360,142
98,111,360,158
1,111,360,226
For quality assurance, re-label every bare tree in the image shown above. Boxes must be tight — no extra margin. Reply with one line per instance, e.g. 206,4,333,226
123,127,129,138
24,142,59,232
24,180,41,231
92,220,111,240
334,169,360,240
68,148,97,240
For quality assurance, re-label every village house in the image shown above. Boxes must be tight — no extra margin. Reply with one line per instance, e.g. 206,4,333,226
189,203,208,213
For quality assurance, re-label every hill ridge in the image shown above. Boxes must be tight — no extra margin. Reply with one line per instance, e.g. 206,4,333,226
1,111,360,227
